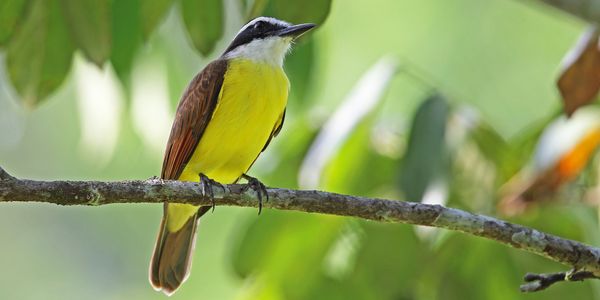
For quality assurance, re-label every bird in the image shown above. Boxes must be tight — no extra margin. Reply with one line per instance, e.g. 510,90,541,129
149,17,315,295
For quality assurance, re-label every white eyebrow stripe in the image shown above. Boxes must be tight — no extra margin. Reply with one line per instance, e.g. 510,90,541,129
236,17,291,36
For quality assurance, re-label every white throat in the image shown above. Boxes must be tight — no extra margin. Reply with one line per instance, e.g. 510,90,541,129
222,36,293,68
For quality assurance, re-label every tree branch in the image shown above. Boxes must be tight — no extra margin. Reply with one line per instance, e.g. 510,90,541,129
521,270,599,292
1,165,600,292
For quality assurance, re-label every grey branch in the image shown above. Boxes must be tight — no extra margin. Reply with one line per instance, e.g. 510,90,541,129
1,166,600,292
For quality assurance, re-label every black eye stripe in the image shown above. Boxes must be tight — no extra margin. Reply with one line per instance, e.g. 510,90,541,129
222,18,290,55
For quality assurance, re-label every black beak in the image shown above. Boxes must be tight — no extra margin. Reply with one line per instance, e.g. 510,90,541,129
274,23,316,38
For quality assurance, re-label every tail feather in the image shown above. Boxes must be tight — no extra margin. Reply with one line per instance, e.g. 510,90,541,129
150,205,211,296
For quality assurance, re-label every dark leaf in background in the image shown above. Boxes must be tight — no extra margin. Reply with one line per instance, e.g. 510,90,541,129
180,0,224,56
140,0,174,41
110,0,142,86
0,0,29,46
557,26,600,117
398,93,450,202
58,0,111,67
6,0,74,107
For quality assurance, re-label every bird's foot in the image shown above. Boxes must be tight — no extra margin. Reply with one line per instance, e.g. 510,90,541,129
242,174,269,215
199,173,223,212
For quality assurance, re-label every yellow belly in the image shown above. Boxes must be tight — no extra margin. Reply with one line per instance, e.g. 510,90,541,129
168,58,289,230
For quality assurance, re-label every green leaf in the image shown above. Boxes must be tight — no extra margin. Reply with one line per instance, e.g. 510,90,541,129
6,0,75,107
58,0,110,66
180,0,223,56
0,0,29,46
140,0,174,41
110,0,142,85
268,0,331,26
398,93,450,202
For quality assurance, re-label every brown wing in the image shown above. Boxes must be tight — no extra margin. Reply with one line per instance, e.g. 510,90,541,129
161,59,228,180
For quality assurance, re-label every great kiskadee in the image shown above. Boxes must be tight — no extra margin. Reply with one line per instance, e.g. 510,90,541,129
149,17,315,295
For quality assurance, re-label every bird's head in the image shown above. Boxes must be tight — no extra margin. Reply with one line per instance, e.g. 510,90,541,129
222,17,315,67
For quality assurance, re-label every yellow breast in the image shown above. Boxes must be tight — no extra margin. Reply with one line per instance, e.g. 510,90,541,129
179,58,289,184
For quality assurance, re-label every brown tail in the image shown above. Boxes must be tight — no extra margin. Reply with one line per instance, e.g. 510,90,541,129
149,205,211,296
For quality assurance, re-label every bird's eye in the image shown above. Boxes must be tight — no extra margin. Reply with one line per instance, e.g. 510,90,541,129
254,21,265,29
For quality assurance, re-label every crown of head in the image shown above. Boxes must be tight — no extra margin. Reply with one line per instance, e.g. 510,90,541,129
222,17,297,67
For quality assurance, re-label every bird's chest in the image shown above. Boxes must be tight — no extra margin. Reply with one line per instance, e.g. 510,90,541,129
182,59,289,183
217,59,289,124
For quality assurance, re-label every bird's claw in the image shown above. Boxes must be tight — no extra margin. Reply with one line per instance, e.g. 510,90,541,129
242,174,269,215
199,173,223,212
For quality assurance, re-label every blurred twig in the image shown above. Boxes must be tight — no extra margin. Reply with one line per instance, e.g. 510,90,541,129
1,165,600,292
521,270,598,292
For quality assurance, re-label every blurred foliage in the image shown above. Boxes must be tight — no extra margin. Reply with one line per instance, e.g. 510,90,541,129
180,0,224,56
557,25,600,116
5,0,75,107
3,0,600,299
398,94,450,203
0,0,328,107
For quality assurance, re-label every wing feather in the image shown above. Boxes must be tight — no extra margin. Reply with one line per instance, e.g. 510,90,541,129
161,59,228,180
261,108,286,153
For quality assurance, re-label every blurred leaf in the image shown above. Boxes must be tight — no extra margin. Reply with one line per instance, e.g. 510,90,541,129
508,110,558,161
109,0,142,86
247,0,270,20
500,109,600,215
557,25,600,117
324,114,399,197
398,93,450,202
300,276,375,300
298,56,399,189
268,0,331,26
237,0,246,17
6,0,75,107
352,222,421,299
285,38,315,106
140,0,174,41
0,0,28,46
470,123,519,180
231,211,344,297
58,0,111,66
180,0,223,56
231,211,341,277
263,120,318,190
